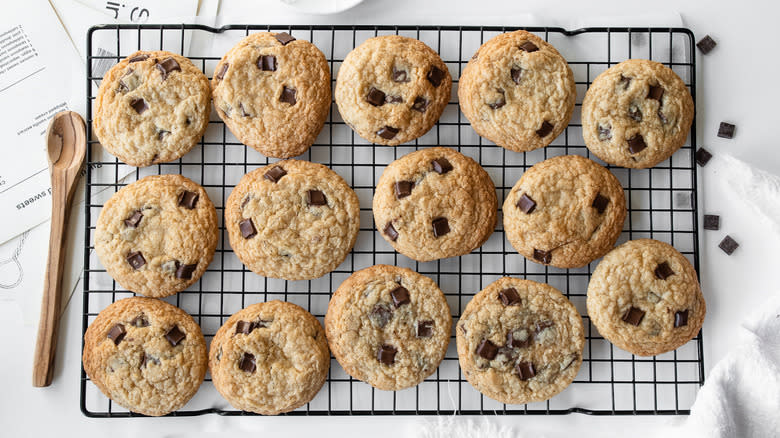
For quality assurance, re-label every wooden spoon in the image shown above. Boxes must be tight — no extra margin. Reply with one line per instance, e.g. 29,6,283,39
32,111,86,387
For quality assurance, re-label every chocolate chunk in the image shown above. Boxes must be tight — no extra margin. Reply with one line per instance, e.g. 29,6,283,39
274,32,296,45
511,67,522,84
369,305,392,328
241,195,252,209
175,263,197,280
622,307,645,326
488,90,506,109
695,148,713,167
366,87,386,106
383,222,398,241
390,286,410,308
385,95,403,104
126,251,146,270
157,130,170,141
507,329,531,348
536,121,554,137
156,57,181,81
392,67,409,83
238,102,250,117
307,190,327,206
178,190,199,209
476,339,498,360
658,109,669,124
235,320,255,335
164,325,185,346
697,35,717,54
264,165,287,182
140,354,159,369
216,63,229,80
124,210,143,228
427,66,445,87
130,98,148,114
518,41,538,52
416,320,434,338
628,104,642,122
412,96,429,113
592,194,609,214
394,181,414,199
498,287,521,306
533,248,551,264
377,126,399,140
107,324,126,345
130,315,149,327
239,352,256,373
239,218,257,239
619,75,632,90
515,361,536,380
703,214,720,230
647,85,664,101
598,125,612,141
674,310,689,327
627,134,647,154
128,54,149,63
718,122,735,139
517,193,536,214
432,157,453,174
280,86,297,105
535,320,554,334
432,217,450,238
718,235,739,255
258,55,277,71
377,344,397,365
654,261,675,280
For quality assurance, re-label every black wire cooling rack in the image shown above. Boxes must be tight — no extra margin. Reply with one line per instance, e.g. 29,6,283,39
82,24,703,417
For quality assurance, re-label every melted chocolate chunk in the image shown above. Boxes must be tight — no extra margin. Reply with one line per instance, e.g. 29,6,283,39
488,90,506,109
535,320,554,334
619,75,632,90
369,305,392,329
658,109,669,124
156,57,181,81
366,87,386,106
674,310,689,327
175,263,197,280
130,315,149,327
432,217,450,238
598,124,612,141
264,165,287,182
275,32,296,45
517,193,536,214
412,96,429,113
235,320,255,335
718,235,739,255
697,35,717,54
432,157,453,174
511,67,522,84
394,181,414,199
629,104,643,122
157,130,170,141
622,307,645,326
216,63,229,80
124,210,143,228
703,214,720,230
126,251,146,270
516,361,536,380
385,95,403,104
258,55,277,71
280,86,297,105
476,339,498,360
164,325,186,346
507,329,531,348
536,121,554,137
377,126,399,140
377,344,397,364
307,190,327,206
426,66,445,87
239,352,256,373
239,218,257,239
390,286,410,308
130,98,148,114
533,248,552,265
518,41,538,52
647,85,664,101
178,190,199,209
383,222,399,241
695,148,713,167
627,134,647,154
128,54,149,63
107,324,126,345
392,67,409,83
718,122,735,139
592,194,609,214
416,320,434,338
654,261,675,280
498,287,521,306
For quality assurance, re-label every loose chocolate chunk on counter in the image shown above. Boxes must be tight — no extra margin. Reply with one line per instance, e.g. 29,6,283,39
674,310,689,327
517,193,536,214
279,86,297,105
377,126,399,140
536,121,554,137
627,134,647,154
622,307,645,326
416,320,434,338
392,67,409,83
127,251,146,270
719,235,739,255
432,157,453,174
592,194,609,214
264,165,287,182
511,67,522,84
239,218,257,239
703,214,720,230
654,261,674,280
156,57,181,81
107,324,126,345
124,210,143,228
498,287,521,306
240,353,256,373
432,217,450,237
274,32,296,45
128,54,149,63
366,87,386,106
130,314,149,327
476,339,499,360
533,248,552,264
258,55,277,72
518,41,538,52
165,326,185,346
390,286,410,308
516,361,536,380
175,263,197,280
383,222,399,241
412,96,429,113
717,122,735,139
507,329,531,348
426,66,445,87
394,181,414,199
178,190,199,209
130,98,148,114
647,85,664,101
307,190,327,206
216,63,229,80
695,148,713,167
369,305,392,328
377,344,397,365
235,320,255,335
697,35,717,54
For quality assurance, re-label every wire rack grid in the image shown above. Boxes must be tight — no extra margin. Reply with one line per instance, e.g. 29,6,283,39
82,24,703,417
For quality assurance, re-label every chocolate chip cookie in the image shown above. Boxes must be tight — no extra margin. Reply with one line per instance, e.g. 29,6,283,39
82,297,207,416
209,300,329,415
335,35,452,146
225,160,360,280
582,59,694,168
456,278,584,404
587,239,705,356
212,32,331,158
94,51,211,167
373,147,497,262
95,174,218,298
503,155,626,268
324,265,452,391
458,30,576,153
